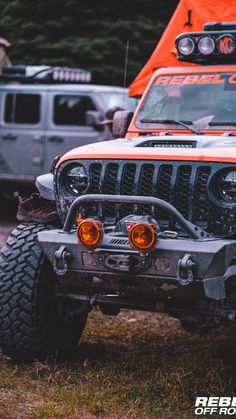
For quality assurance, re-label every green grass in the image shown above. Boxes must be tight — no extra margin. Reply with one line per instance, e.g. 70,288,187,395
0,309,235,418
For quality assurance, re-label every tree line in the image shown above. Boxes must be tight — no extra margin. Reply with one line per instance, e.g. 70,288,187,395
0,0,178,86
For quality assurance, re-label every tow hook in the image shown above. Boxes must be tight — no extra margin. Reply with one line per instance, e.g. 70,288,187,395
177,254,196,286
54,245,71,276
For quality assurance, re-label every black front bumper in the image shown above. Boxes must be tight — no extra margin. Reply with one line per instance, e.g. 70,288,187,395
38,194,236,302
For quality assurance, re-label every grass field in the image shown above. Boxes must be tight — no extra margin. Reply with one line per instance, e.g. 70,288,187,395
0,308,235,418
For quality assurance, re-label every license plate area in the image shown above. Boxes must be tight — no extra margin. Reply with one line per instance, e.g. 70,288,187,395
82,252,151,273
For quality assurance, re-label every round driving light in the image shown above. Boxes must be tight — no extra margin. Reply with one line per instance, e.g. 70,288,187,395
77,219,103,248
178,37,195,56
217,34,236,55
218,170,236,202
65,164,88,194
198,36,215,55
128,222,158,252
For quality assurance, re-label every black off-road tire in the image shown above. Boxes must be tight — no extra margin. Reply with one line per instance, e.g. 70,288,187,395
0,223,88,362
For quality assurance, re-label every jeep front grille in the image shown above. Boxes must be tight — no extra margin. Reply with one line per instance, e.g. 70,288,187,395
56,160,236,236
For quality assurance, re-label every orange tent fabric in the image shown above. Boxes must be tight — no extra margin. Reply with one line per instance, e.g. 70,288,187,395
129,0,236,97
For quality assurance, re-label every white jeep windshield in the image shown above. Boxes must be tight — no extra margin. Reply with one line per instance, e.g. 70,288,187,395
136,72,236,130
98,92,138,112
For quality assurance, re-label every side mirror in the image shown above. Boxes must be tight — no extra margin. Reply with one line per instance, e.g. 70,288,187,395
86,110,104,132
112,111,134,138
36,173,55,201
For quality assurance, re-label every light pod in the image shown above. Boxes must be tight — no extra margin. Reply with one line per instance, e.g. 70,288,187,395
177,37,195,56
198,36,215,55
128,222,158,252
217,34,236,55
77,219,103,249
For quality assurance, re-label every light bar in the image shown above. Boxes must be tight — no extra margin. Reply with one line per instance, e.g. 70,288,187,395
0,65,92,84
176,22,236,63
52,67,91,83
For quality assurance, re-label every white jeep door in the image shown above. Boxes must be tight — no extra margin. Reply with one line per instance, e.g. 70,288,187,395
0,89,45,182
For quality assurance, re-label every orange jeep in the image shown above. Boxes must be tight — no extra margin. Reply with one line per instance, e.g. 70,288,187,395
1,22,236,361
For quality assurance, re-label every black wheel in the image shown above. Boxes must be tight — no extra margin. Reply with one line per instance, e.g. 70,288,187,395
0,223,89,362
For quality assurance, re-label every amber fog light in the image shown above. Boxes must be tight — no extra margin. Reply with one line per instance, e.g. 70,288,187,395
128,222,158,252
77,219,103,248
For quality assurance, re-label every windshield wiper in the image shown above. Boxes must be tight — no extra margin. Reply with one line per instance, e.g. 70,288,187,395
209,121,236,126
140,119,202,135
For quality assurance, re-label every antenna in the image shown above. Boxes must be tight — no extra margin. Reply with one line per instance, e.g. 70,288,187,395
123,40,129,89
122,40,130,109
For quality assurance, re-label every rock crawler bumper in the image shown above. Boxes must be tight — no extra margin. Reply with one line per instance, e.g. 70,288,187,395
38,194,236,303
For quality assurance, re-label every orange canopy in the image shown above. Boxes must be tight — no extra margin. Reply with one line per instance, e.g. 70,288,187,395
129,0,236,97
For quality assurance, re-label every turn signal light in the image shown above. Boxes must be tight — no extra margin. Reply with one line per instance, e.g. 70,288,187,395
77,219,103,248
128,222,158,252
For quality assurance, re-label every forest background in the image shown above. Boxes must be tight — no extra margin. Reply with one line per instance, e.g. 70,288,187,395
0,0,178,87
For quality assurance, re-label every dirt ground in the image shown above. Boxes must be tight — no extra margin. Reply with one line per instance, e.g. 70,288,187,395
0,201,235,418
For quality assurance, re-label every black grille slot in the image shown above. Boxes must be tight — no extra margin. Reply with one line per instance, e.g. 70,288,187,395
120,163,136,217
156,165,173,219
175,166,192,219
156,165,173,201
89,163,102,193
102,163,119,218
138,164,155,214
193,166,211,225
121,164,136,195
86,163,102,216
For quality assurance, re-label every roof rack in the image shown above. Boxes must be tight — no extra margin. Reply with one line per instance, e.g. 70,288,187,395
204,22,236,31
0,65,92,84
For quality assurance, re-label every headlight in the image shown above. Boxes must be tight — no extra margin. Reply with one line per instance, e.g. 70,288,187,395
64,164,88,194
178,37,195,56
198,36,215,55
219,170,236,202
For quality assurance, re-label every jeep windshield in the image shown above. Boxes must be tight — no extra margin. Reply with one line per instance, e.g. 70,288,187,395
136,72,236,131
98,91,138,112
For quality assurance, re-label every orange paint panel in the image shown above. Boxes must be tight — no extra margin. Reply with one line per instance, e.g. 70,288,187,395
56,147,236,168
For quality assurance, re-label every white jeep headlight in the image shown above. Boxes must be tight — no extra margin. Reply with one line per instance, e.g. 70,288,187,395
64,164,88,195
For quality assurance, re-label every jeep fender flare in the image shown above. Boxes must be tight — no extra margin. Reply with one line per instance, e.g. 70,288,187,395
36,173,55,201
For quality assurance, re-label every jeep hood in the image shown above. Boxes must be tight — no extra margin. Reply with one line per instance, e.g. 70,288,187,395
57,135,236,167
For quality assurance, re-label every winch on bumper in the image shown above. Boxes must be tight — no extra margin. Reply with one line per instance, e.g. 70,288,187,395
38,194,236,304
